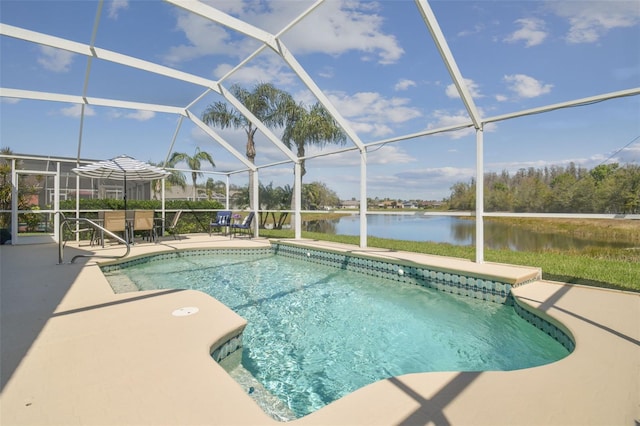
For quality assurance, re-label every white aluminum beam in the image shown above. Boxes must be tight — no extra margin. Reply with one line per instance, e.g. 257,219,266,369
368,122,475,147
0,23,220,93
0,23,88,55
475,129,484,263
217,0,325,85
360,149,368,248
414,0,482,129
186,110,257,171
252,170,260,238
294,163,302,239
77,0,104,162
164,116,184,167
164,0,277,50
0,88,186,115
483,88,640,124
274,39,366,151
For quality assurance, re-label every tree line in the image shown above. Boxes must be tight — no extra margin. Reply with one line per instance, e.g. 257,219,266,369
229,181,339,229
446,162,640,214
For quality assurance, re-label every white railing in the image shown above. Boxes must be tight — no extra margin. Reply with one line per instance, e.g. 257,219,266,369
58,216,130,264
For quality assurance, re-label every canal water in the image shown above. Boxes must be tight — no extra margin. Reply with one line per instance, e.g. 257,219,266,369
303,214,630,251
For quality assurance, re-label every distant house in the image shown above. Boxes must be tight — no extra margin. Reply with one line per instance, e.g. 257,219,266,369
340,199,360,209
377,201,398,209
163,185,196,201
163,185,227,203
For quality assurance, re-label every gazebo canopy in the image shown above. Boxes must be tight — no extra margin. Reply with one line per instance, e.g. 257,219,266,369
72,155,170,181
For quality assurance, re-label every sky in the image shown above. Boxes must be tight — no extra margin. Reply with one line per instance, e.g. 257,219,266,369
1,0,639,201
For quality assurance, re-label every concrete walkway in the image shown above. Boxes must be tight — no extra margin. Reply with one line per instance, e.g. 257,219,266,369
1,235,638,425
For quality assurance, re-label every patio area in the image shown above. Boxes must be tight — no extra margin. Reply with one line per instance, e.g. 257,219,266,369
1,235,638,425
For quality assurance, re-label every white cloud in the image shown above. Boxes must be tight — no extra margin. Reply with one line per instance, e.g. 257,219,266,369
165,0,404,66
329,91,422,123
284,1,404,64
108,0,129,19
1,98,20,104
503,74,553,98
304,143,414,168
37,46,75,72
349,121,393,138
318,66,335,79
204,0,309,33
212,60,298,87
396,166,475,182
394,79,416,91
495,94,508,102
303,146,360,167
485,144,640,173
107,109,155,121
504,18,548,47
427,109,497,139
458,23,486,38
163,12,258,65
547,1,640,44
427,110,475,139
367,144,416,165
126,110,156,121
445,78,483,99
609,141,640,164
383,166,476,199
60,104,96,118
326,90,422,137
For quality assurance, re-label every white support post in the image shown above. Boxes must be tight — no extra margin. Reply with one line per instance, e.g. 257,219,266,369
294,162,302,240
253,170,260,238
75,173,81,242
360,149,367,248
161,179,166,234
10,159,17,245
475,128,484,263
225,175,230,209
54,162,60,243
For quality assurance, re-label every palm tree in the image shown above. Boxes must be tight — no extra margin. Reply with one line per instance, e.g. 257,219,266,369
148,160,187,200
281,101,346,220
259,182,292,229
168,147,215,200
201,82,291,209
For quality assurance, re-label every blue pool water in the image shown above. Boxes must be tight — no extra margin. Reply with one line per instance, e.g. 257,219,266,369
104,251,569,419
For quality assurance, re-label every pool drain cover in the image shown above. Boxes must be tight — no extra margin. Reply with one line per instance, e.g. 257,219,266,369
172,307,199,317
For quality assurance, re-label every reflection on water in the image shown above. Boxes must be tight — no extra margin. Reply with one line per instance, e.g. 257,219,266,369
303,215,631,252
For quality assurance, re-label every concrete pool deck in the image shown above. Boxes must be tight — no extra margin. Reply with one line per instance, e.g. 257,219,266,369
1,235,638,425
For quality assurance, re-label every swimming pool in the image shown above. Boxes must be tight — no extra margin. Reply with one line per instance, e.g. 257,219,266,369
102,247,571,419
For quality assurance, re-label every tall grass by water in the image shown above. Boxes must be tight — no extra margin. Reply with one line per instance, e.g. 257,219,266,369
260,217,640,293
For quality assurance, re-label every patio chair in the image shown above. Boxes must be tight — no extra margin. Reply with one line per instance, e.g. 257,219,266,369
209,210,231,236
231,211,255,238
163,210,183,240
132,210,155,243
103,210,127,244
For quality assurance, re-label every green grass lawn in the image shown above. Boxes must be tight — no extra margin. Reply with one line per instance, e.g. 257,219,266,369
260,229,640,293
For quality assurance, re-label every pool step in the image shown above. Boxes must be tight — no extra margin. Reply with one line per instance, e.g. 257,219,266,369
221,353,297,422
